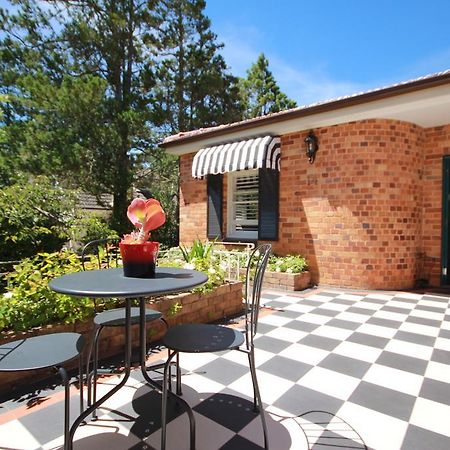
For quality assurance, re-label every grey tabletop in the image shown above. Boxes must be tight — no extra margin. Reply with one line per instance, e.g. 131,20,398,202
49,267,208,298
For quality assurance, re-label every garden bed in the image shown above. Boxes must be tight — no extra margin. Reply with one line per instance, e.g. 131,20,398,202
0,281,243,395
263,270,311,291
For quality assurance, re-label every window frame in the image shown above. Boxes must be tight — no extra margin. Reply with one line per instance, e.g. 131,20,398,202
226,169,259,240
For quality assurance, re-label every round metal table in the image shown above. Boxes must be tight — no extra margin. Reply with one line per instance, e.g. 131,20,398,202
49,267,207,450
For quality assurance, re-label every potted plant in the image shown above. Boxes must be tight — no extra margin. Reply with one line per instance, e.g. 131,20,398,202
119,198,166,278
265,254,311,291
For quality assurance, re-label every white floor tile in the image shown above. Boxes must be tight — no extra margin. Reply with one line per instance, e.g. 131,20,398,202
336,312,369,323
284,303,316,313
311,325,354,341
434,337,450,352
265,326,308,343
338,402,408,450
334,341,383,363
297,366,360,400
258,314,293,327
373,309,409,322
398,321,440,337
409,309,445,321
297,313,331,325
177,352,219,372
362,363,424,396
279,343,329,365
385,339,433,360
357,322,398,338
228,371,294,405
336,294,365,301
0,420,41,450
425,360,450,383
410,397,450,437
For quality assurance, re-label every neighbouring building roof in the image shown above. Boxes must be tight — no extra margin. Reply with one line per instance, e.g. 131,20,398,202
77,192,113,211
162,69,450,155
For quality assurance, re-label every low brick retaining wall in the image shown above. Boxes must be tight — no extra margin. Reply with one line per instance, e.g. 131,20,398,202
0,281,243,395
263,271,311,291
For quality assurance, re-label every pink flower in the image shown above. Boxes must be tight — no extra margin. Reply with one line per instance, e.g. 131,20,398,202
125,198,166,243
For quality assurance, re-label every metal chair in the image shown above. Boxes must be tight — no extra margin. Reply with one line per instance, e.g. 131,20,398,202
161,243,272,450
81,238,164,418
0,332,84,450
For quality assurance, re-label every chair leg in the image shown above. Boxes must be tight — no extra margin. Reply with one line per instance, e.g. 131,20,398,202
161,350,195,450
87,324,103,420
78,353,84,415
248,349,269,450
176,352,182,395
57,366,70,450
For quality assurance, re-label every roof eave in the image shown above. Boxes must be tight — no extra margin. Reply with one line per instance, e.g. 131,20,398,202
161,71,450,149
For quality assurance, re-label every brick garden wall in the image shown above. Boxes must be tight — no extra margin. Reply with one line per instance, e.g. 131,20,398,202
0,282,243,394
179,119,450,290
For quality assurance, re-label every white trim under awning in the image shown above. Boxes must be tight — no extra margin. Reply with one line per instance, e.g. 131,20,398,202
191,135,281,179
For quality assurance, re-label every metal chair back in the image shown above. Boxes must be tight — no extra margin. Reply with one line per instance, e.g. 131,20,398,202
243,243,272,346
81,238,120,271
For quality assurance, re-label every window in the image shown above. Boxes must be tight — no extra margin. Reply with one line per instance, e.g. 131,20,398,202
227,169,259,239
206,168,279,242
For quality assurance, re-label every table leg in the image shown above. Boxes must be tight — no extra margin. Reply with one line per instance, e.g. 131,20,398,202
66,298,133,449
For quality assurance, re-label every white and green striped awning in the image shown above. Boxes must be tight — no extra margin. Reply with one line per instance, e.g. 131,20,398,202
192,135,281,179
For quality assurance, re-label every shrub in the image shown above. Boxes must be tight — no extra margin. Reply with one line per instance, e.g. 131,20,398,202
160,241,225,293
69,216,119,249
0,251,119,332
0,176,77,261
268,254,308,273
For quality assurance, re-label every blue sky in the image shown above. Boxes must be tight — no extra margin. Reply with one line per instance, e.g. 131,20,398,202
205,0,450,105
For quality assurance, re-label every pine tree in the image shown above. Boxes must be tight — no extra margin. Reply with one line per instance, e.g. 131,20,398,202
242,53,297,118
151,0,244,134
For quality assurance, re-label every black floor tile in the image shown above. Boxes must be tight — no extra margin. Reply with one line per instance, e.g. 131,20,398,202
394,330,436,347
327,318,361,331
193,393,258,433
376,351,428,375
258,355,313,382
219,434,264,449
419,378,450,406
196,358,248,386
347,332,389,349
401,424,450,450
253,335,292,353
274,384,344,417
284,319,319,333
348,381,415,421
318,354,370,379
299,334,341,351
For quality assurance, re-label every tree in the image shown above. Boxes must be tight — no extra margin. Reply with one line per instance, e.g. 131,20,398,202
151,0,244,134
241,53,297,118
0,0,164,233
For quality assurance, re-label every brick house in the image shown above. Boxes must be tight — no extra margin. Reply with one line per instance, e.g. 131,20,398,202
162,70,450,290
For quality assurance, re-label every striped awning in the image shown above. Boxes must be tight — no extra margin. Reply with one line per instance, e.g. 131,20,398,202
192,135,281,179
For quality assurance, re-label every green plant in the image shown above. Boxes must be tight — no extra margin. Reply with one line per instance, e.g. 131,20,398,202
268,254,308,273
0,250,120,332
179,239,215,262
69,216,118,247
167,301,182,317
0,176,77,260
160,242,225,294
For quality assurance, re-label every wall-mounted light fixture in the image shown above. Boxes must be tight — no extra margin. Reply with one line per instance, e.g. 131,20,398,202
304,130,319,164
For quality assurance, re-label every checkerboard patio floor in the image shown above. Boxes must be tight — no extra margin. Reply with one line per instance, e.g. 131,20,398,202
1,287,450,449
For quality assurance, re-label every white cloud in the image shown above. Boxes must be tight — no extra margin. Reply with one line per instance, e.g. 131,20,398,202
218,28,368,106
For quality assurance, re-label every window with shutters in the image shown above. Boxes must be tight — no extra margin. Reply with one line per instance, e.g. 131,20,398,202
227,169,259,240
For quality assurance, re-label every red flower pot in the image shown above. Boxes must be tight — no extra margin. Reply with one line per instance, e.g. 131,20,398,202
119,241,159,278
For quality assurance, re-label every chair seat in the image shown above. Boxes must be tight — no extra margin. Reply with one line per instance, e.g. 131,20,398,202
93,307,162,327
0,333,84,372
163,324,245,353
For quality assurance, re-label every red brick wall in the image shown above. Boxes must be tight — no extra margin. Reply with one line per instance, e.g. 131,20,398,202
422,124,450,285
272,120,423,289
178,119,450,290
179,153,208,243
